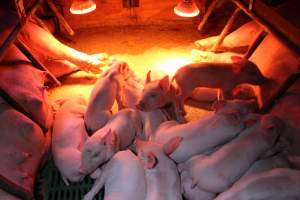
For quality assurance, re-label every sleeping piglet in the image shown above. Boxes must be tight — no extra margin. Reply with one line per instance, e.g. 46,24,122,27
179,114,285,193
81,108,143,174
215,168,300,200
52,96,89,185
152,106,247,163
172,56,268,115
136,138,183,200
84,61,129,133
83,150,146,200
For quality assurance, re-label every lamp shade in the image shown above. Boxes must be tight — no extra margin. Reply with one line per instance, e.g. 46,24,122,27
70,0,96,15
174,0,200,17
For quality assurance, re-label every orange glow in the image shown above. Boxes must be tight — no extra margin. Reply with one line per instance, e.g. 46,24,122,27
70,0,96,15
174,0,200,18
152,57,192,77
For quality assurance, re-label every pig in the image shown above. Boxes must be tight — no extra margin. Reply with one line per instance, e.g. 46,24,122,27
52,96,89,185
83,150,146,200
0,96,46,197
211,99,258,115
172,56,269,115
136,138,183,200
81,108,143,174
179,155,216,200
179,114,285,193
1,45,53,132
215,168,300,200
136,71,184,122
152,106,247,163
194,21,262,51
236,155,290,184
19,21,106,74
113,71,170,140
84,61,130,133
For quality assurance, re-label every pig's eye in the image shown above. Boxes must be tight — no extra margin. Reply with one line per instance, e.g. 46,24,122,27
92,152,100,158
150,93,157,98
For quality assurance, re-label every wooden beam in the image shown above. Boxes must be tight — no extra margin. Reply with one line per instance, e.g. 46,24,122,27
231,0,300,56
0,0,43,61
14,39,61,86
197,0,221,31
211,7,241,52
260,65,300,114
244,30,267,59
46,0,74,36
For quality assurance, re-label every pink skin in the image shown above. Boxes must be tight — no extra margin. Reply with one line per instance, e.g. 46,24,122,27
152,106,247,163
215,168,300,200
0,97,45,193
52,96,89,185
84,61,129,134
136,137,183,200
172,56,268,115
194,21,262,51
136,71,184,122
236,155,290,185
81,108,143,174
1,45,53,131
83,150,146,200
180,114,285,193
179,156,216,200
19,21,105,73
211,99,258,115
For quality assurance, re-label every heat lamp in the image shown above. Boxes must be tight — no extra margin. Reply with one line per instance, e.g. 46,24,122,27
70,0,96,15
174,0,200,17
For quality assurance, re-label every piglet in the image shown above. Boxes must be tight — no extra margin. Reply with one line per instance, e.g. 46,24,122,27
152,107,246,163
81,108,143,174
83,150,146,200
136,138,183,200
84,61,129,133
172,56,268,115
179,155,216,200
136,71,184,122
180,114,285,193
52,96,89,185
215,168,300,200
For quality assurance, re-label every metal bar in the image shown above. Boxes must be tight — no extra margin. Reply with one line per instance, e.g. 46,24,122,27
14,0,27,24
0,88,48,133
0,0,43,61
244,30,267,59
260,65,300,114
46,0,74,36
197,0,221,31
211,7,241,52
15,39,61,86
231,0,300,56
33,14,51,32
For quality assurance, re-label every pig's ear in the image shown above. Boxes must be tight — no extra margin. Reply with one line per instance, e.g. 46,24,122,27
211,100,226,112
146,152,158,169
190,178,198,189
145,70,151,84
163,137,183,155
159,75,170,91
139,150,158,169
103,129,119,147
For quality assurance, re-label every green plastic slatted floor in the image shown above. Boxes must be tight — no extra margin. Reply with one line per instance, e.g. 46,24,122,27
36,158,104,200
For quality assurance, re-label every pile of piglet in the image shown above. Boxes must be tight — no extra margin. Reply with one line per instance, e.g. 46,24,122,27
52,59,300,200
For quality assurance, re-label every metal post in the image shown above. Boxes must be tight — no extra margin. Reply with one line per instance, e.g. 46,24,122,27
197,0,221,31
244,30,267,59
211,7,241,52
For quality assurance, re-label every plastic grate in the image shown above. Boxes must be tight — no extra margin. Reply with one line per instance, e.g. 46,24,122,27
36,158,104,200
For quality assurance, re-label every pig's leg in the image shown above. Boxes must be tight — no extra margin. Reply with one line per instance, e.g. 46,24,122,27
83,171,106,200
43,59,79,78
19,21,106,73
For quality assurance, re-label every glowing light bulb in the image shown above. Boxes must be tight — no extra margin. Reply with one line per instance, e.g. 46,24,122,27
70,0,96,15
174,0,200,18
